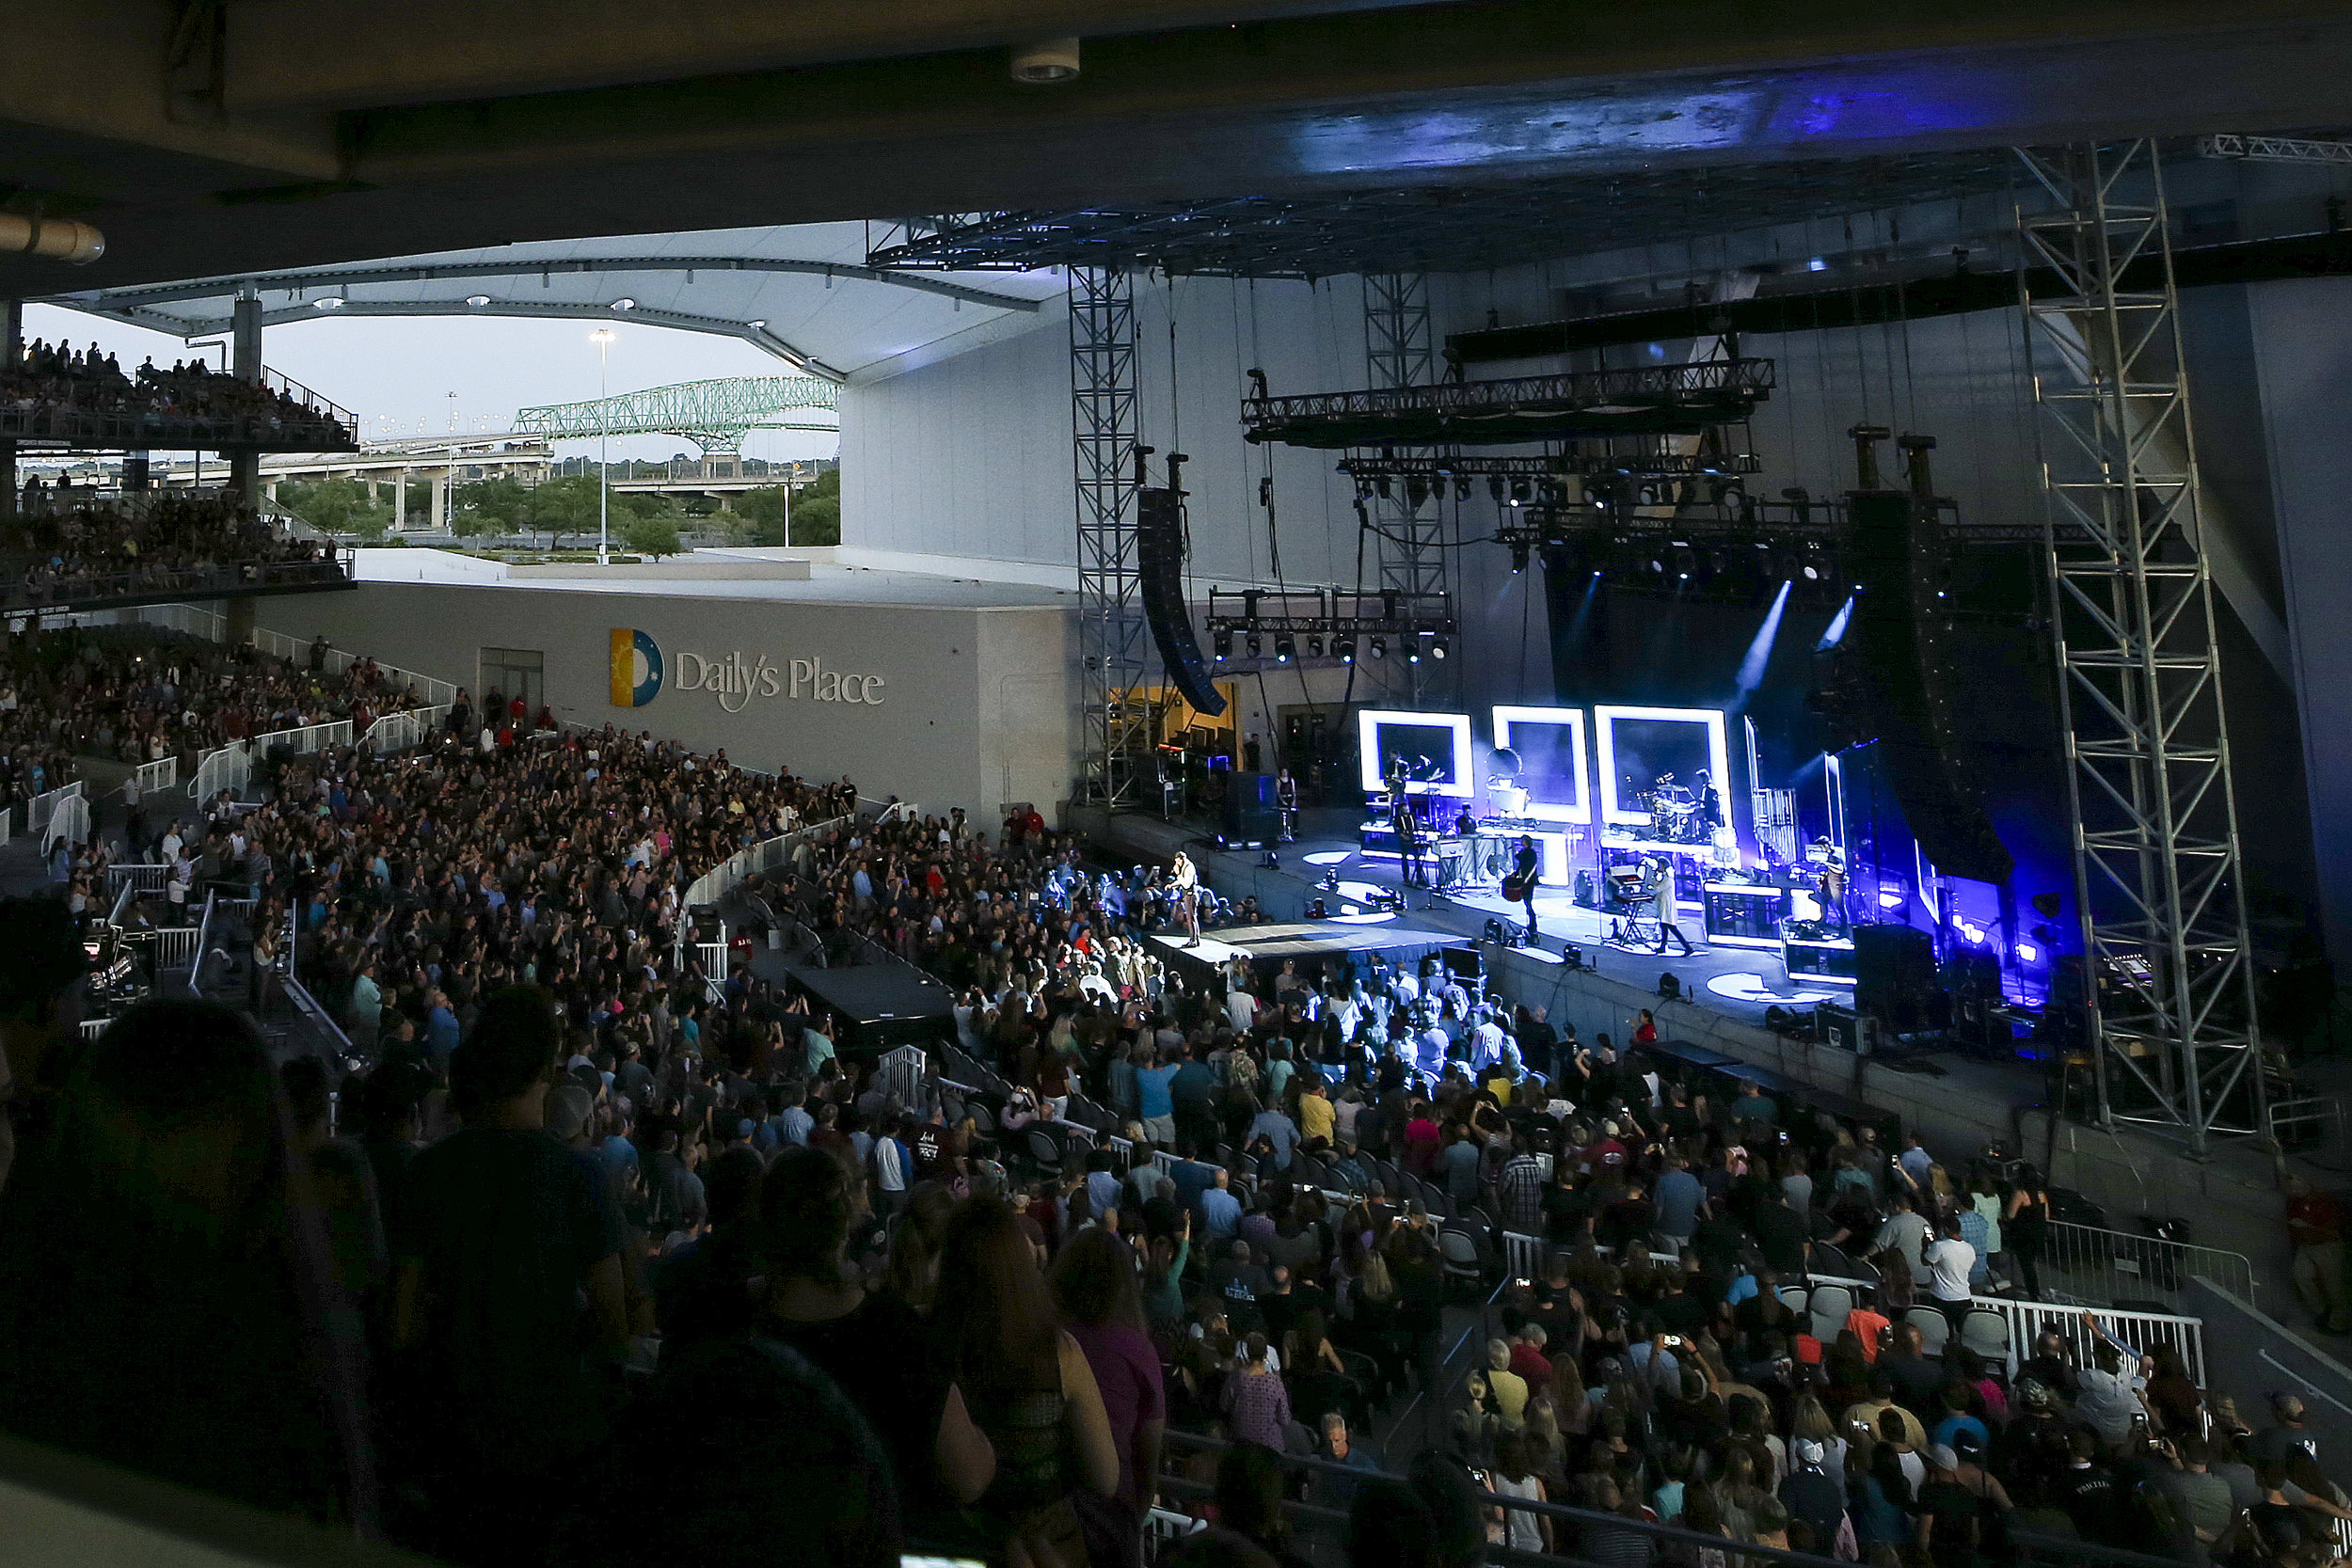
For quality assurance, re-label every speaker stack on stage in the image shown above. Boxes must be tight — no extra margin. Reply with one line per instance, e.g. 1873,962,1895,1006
1137,478,1227,718
1820,430,2013,888
1220,771,1279,848
1854,922,1944,1036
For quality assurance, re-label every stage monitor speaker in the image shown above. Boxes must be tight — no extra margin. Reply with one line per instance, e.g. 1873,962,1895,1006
1137,486,1227,718
1441,947,1485,983
1854,922,1940,1031
1838,490,2013,885
1818,1002,1874,1055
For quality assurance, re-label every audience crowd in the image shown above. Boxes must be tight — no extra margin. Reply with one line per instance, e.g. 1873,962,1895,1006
3,491,344,610
3,337,356,443
5,624,427,832
0,668,2344,1568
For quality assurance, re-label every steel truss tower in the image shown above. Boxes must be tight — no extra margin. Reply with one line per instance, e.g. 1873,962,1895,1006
2016,141,2265,1152
1071,266,1151,806
1361,274,1450,702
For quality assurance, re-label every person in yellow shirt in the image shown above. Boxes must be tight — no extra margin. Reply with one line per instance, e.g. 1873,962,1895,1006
1298,1079,1336,1146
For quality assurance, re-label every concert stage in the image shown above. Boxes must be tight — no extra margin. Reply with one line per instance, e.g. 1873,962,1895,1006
1143,920,1463,990
1095,808,1852,1028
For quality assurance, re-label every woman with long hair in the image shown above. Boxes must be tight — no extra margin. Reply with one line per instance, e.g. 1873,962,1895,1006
934,1195,1120,1568
1052,1227,1167,1522
757,1150,996,1538
2005,1164,2052,1299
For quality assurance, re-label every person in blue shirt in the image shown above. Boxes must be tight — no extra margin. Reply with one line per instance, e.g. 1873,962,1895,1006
423,988,461,1069
1168,1148,1219,1220
1136,1052,1180,1146
1248,1103,1299,1171
1200,1167,1244,1240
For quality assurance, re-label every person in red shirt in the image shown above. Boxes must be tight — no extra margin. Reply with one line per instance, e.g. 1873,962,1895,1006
2284,1176,2350,1334
1508,1324,1553,1388
1402,1101,1443,1175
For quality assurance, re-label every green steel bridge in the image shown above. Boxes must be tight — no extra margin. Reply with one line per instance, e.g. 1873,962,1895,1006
514,374,839,452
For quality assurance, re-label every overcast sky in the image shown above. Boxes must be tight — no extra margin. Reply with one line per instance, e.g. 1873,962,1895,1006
22,303,841,467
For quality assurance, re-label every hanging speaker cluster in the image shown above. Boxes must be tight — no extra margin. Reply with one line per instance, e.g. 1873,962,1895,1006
1137,486,1227,717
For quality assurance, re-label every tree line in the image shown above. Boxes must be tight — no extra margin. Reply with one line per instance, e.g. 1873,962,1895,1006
271,467,839,556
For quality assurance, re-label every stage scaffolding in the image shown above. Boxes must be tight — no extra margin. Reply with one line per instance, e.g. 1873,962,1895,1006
1360,273,1449,705
1071,265,1152,808
2016,141,2265,1153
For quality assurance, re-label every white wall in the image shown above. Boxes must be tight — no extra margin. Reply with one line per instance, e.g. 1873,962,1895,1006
247,584,1070,820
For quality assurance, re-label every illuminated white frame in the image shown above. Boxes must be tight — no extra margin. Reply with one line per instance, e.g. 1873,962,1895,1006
1357,708,1476,798
1489,705,1590,824
1593,705,1733,827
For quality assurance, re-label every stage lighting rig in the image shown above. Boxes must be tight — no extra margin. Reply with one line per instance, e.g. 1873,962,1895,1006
1202,587,1454,667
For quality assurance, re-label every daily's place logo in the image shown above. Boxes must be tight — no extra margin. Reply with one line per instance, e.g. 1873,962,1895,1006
610,630,885,712
609,628,663,708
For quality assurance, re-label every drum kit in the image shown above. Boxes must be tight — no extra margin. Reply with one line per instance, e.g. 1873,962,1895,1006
1637,772,1710,844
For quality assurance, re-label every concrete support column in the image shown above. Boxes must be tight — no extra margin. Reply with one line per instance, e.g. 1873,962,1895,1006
224,596,255,645
1,297,19,519
228,290,262,511
429,467,447,532
393,468,407,531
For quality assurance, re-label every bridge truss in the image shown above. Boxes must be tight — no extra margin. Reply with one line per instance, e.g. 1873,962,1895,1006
514,375,838,452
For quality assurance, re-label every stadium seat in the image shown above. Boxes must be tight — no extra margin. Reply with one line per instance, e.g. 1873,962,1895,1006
1961,1309,2011,1364
1776,1284,1810,1315
1905,1307,1950,1354
1807,1283,1853,1344
1438,1227,1486,1296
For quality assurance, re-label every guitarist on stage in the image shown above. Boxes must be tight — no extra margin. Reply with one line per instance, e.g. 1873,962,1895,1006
1505,834,1540,943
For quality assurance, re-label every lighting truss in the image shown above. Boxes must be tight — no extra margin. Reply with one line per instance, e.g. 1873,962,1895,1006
2196,133,2352,166
2017,140,2265,1153
1242,357,1776,449
1336,448,1763,484
1202,587,1455,637
1071,266,1152,807
1361,273,1448,705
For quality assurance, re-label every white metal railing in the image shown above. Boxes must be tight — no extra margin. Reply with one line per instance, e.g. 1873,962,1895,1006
681,813,850,911
27,779,82,839
362,705,453,753
43,792,89,851
132,603,460,705
2037,1218,2261,1313
148,924,201,972
249,719,353,757
1503,1230,1547,1282
185,892,218,994
107,863,173,896
126,756,179,798
0,806,10,847
1801,1271,2207,1388
189,740,251,801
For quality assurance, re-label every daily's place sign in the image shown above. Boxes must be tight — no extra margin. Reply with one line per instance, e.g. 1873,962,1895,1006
610,628,884,711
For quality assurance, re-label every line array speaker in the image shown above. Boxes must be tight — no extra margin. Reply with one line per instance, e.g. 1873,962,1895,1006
1137,486,1227,717
1838,489,2012,884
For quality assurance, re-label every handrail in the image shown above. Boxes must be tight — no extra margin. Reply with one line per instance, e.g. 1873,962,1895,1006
27,779,82,838
185,890,216,996
2038,1216,2260,1312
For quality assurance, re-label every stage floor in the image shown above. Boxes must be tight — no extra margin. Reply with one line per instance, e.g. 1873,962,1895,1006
1103,808,1851,1025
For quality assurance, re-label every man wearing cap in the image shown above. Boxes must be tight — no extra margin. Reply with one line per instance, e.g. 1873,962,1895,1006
1779,1437,1850,1546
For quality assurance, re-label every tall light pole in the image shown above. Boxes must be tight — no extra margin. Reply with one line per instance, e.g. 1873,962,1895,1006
591,327,615,564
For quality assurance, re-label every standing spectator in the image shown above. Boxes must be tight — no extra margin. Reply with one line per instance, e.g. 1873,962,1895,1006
2284,1176,2351,1336
933,1196,1120,1568
1223,1332,1293,1451
389,988,628,1564
1922,1212,1979,1336
1054,1228,1168,1525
